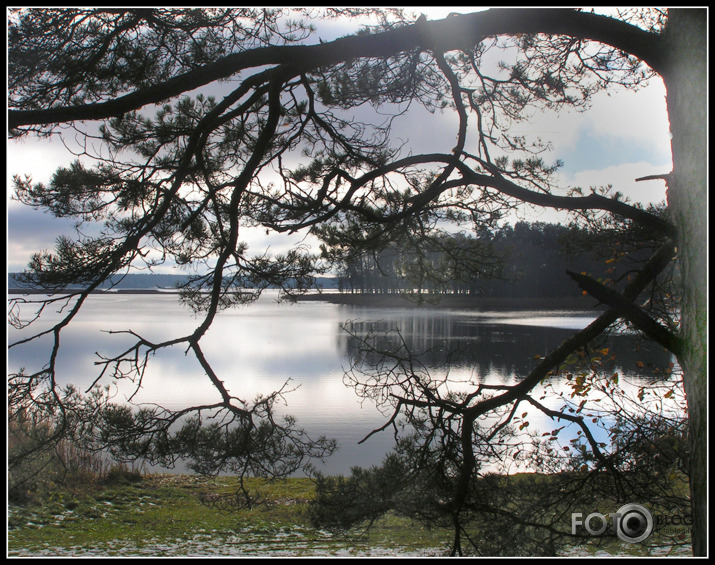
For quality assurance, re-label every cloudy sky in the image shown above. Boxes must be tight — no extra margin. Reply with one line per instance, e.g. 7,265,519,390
6,8,672,274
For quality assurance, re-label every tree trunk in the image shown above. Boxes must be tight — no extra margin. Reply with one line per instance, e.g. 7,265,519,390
660,9,708,557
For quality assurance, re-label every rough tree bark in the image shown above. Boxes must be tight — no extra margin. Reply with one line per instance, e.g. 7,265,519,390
659,9,708,557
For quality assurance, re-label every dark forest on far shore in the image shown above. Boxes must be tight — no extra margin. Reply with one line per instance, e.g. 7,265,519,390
8,221,660,306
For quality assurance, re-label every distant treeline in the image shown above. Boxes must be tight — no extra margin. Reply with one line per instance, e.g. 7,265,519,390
8,272,191,292
329,221,650,299
8,222,652,298
7,272,341,292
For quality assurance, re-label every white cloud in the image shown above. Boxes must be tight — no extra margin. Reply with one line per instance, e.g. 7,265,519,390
240,225,322,257
583,80,670,148
6,201,78,272
565,161,669,205
6,135,81,189
510,80,670,167
513,160,670,226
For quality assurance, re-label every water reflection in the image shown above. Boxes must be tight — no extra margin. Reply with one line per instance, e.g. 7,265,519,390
7,291,676,475
338,311,674,384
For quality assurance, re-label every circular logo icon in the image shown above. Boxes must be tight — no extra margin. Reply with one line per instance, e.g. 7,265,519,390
615,503,653,543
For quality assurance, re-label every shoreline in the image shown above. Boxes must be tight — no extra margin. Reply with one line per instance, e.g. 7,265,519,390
7,288,180,295
8,288,601,311
295,292,602,311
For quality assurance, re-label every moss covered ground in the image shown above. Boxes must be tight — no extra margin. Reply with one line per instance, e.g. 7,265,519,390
7,472,692,557
8,473,448,557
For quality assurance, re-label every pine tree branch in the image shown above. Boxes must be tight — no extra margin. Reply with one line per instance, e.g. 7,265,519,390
566,270,684,357
9,9,663,130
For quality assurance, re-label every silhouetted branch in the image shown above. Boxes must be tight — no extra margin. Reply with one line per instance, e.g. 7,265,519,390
566,270,684,356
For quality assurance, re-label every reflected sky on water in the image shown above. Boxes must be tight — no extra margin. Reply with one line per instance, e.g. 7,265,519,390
8,290,677,475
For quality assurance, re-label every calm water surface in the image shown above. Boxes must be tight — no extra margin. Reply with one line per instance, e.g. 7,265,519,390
8,290,675,475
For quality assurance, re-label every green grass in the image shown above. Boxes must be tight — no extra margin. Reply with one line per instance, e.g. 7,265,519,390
8,471,692,557
8,474,449,557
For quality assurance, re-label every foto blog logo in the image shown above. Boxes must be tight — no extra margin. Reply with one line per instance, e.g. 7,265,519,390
572,503,653,544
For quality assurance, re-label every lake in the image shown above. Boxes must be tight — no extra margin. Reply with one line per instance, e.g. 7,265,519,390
7,290,677,476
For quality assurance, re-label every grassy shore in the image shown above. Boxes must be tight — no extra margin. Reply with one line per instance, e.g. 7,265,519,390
8,473,448,557
8,472,691,557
